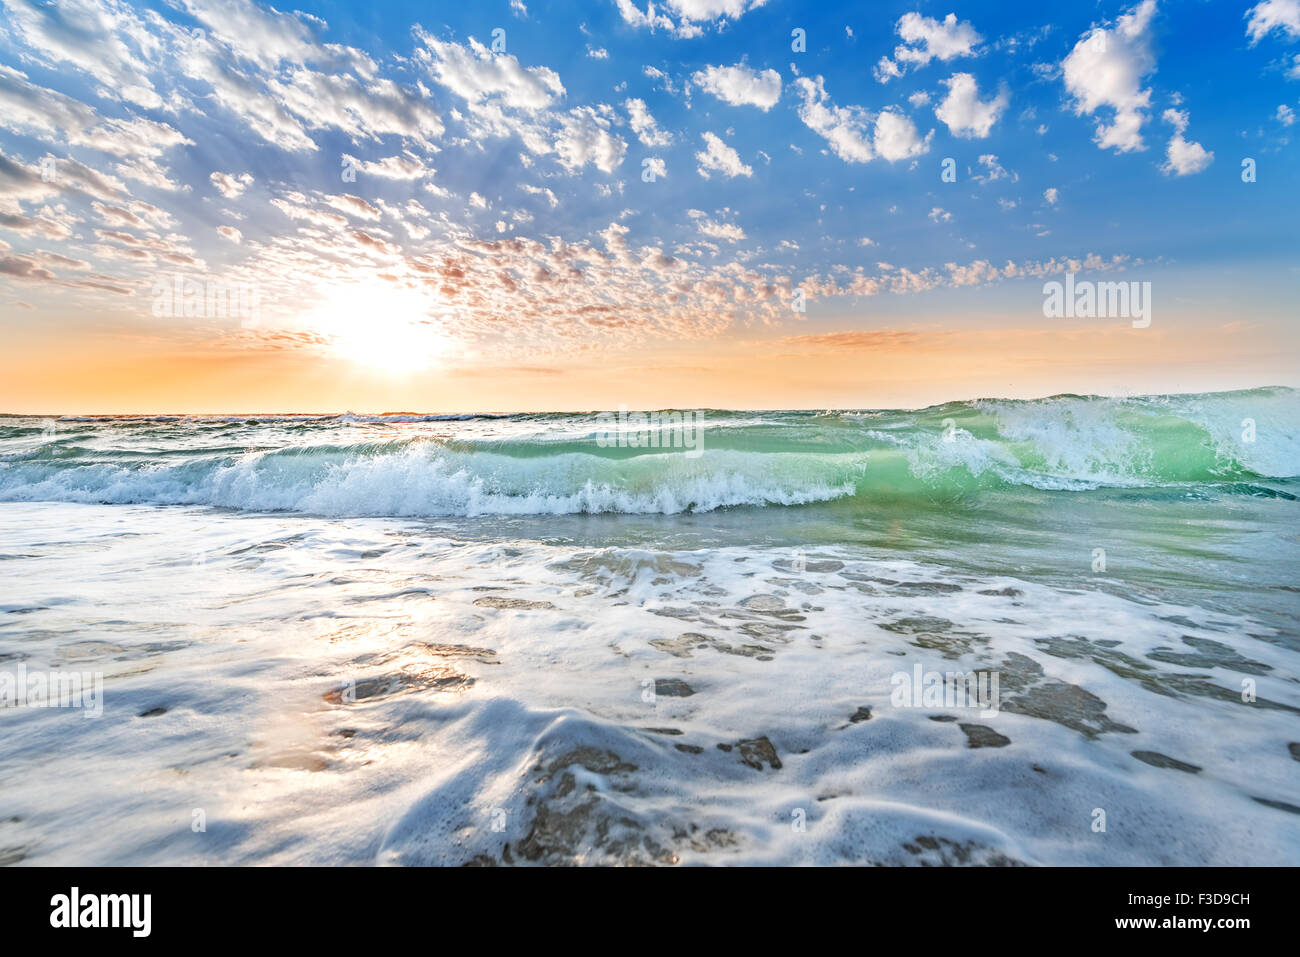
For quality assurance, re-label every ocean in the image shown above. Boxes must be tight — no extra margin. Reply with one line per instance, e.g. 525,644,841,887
1,387,1297,865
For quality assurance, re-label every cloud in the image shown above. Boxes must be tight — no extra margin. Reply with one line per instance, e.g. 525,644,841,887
179,41,319,152
419,33,563,112
1160,109,1213,175
793,76,931,163
210,171,253,199
324,193,382,220
270,70,444,148
1062,0,1158,153
688,208,745,242
1245,0,1300,43
0,66,192,186
691,63,782,110
624,98,673,146
0,0,163,108
873,109,931,161
270,194,348,229
793,77,874,162
175,0,373,74
781,330,923,349
419,34,634,176
974,154,1015,183
91,201,149,229
0,210,75,240
0,150,128,215
615,0,768,38
934,73,1009,138
554,107,628,173
696,131,752,178
1043,187,1060,205
340,152,432,180
876,13,982,82
0,0,1166,357
521,184,559,207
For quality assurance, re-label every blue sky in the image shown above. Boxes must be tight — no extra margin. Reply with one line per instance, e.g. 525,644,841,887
0,0,1297,411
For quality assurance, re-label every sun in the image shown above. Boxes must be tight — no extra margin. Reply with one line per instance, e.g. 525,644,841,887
307,281,443,372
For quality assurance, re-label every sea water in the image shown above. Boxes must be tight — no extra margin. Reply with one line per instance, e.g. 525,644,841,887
0,388,1296,864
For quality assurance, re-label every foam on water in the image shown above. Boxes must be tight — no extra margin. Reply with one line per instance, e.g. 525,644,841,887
1,388,1297,517
0,503,1296,865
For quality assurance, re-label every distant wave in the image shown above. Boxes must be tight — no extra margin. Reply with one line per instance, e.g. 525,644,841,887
1,388,1295,515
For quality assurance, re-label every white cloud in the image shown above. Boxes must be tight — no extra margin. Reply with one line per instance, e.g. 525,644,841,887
691,63,782,110
689,209,746,241
521,184,559,207
624,98,673,146
0,66,192,183
934,73,1008,138
793,76,931,163
419,33,563,112
179,42,318,152
217,225,242,243
271,70,444,148
1043,187,1060,205
974,154,1015,183
210,171,253,199
554,107,628,173
1279,103,1297,125
793,77,874,162
876,13,982,82
873,109,931,161
1160,109,1214,175
1245,0,1300,43
0,0,163,108
341,152,432,180
176,0,373,73
615,0,768,37
324,193,381,220
168,5,441,155
1061,0,1158,153
695,131,752,178
521,184,559,208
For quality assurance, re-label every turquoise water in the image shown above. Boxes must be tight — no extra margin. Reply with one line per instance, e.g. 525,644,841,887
0,388,1296,864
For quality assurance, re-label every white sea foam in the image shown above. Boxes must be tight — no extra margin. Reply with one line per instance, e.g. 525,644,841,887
3,391,1297,516
0,503,1295,865
0,445,866,515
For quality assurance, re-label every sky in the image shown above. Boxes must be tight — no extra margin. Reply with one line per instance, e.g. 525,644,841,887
0,0,1297,413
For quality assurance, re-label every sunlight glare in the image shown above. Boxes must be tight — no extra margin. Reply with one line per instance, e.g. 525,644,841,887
308,282,441,372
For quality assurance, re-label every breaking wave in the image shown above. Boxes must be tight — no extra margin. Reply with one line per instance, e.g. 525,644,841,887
1,388,1295,515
